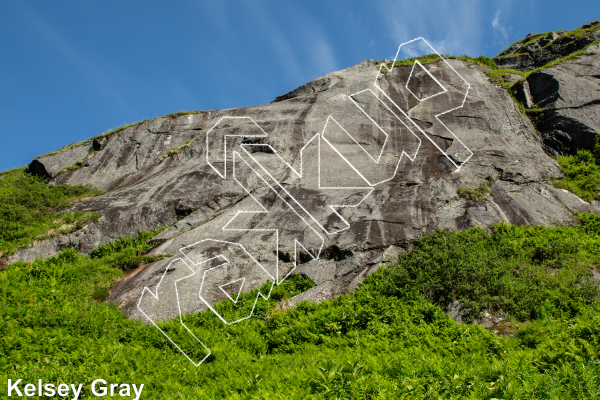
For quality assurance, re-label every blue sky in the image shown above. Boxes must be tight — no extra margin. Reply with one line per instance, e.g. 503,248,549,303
1,0,598,172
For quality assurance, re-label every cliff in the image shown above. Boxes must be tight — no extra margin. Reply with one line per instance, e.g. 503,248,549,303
13,24,600,320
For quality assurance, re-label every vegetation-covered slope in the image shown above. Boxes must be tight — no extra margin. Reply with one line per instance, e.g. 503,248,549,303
554,141,600,202
493,20,600,71
2,21,600,399
1,168,599,399
0,168,104,259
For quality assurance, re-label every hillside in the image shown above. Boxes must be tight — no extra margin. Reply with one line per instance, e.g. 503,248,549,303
6,31,600,313
494,20,600,155
1,21,600,399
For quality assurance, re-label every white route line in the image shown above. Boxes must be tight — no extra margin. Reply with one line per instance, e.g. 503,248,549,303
240,133,374,236
219,277,246,304
373,37,473,170
137,258,212,367
140,37,474,366
206,116,267,179
320,108,422,187
405,59,448,102
179,239,274,325
345,89,390,164
222,151,325,284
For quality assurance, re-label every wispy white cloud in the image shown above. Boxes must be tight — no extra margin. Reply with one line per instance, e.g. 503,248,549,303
278,2,340,80
492,9,510,41
12,3,133,115
375,0,488,58
240,0,303,86
309,38,338,78
163,75,202,111
235,0,340,88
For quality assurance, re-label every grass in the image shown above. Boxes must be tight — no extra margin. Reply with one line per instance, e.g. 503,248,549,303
90,121,149,142
374,54,443,73
500,38,600,200
163,110,203,118
89,228,171,270
499,37,600,96
377,54,497,72
482,68,534,118
484,68,526,90
58,151,102,173
39,142,88,159
1,34,599,398
494,24,599,117
457,181,491,203
447,55,497,69
58,164,85,172
1,160,600,398
1,214,599,398
156,138,198,163
38,120,150,159
518,39,600,81
499,22,600,58
0,168,105,258
553,138,600,202
37,109,206,160
489,36,600,125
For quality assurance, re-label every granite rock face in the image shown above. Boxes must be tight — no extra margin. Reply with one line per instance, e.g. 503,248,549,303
494,21,600,71
494,54,536,71
515,43,600,154
17,43,599,321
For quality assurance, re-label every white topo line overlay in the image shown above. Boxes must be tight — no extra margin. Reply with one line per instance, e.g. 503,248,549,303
374,37,473,170
219,277,246,304
137,258,212,367
184,239,275,325
222,151,324,284
240,134,374,236
405,59,448,102
139,38,472,366
206,116,267,179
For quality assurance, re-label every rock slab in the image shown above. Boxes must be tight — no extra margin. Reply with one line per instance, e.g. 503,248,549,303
15,50,599,321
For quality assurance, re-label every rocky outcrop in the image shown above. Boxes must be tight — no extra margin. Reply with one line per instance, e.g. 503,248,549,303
514,43,600,154
18,41,599,321
494,54,536,71
494,21,600,71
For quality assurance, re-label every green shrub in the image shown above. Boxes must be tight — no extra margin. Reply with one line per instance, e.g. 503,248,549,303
554,146,600,202
91,286,109,300
457,182,491,202
2,218,600,398
0,168,104,257
1,161,600,398
90,228,169,270
374,214,600,322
